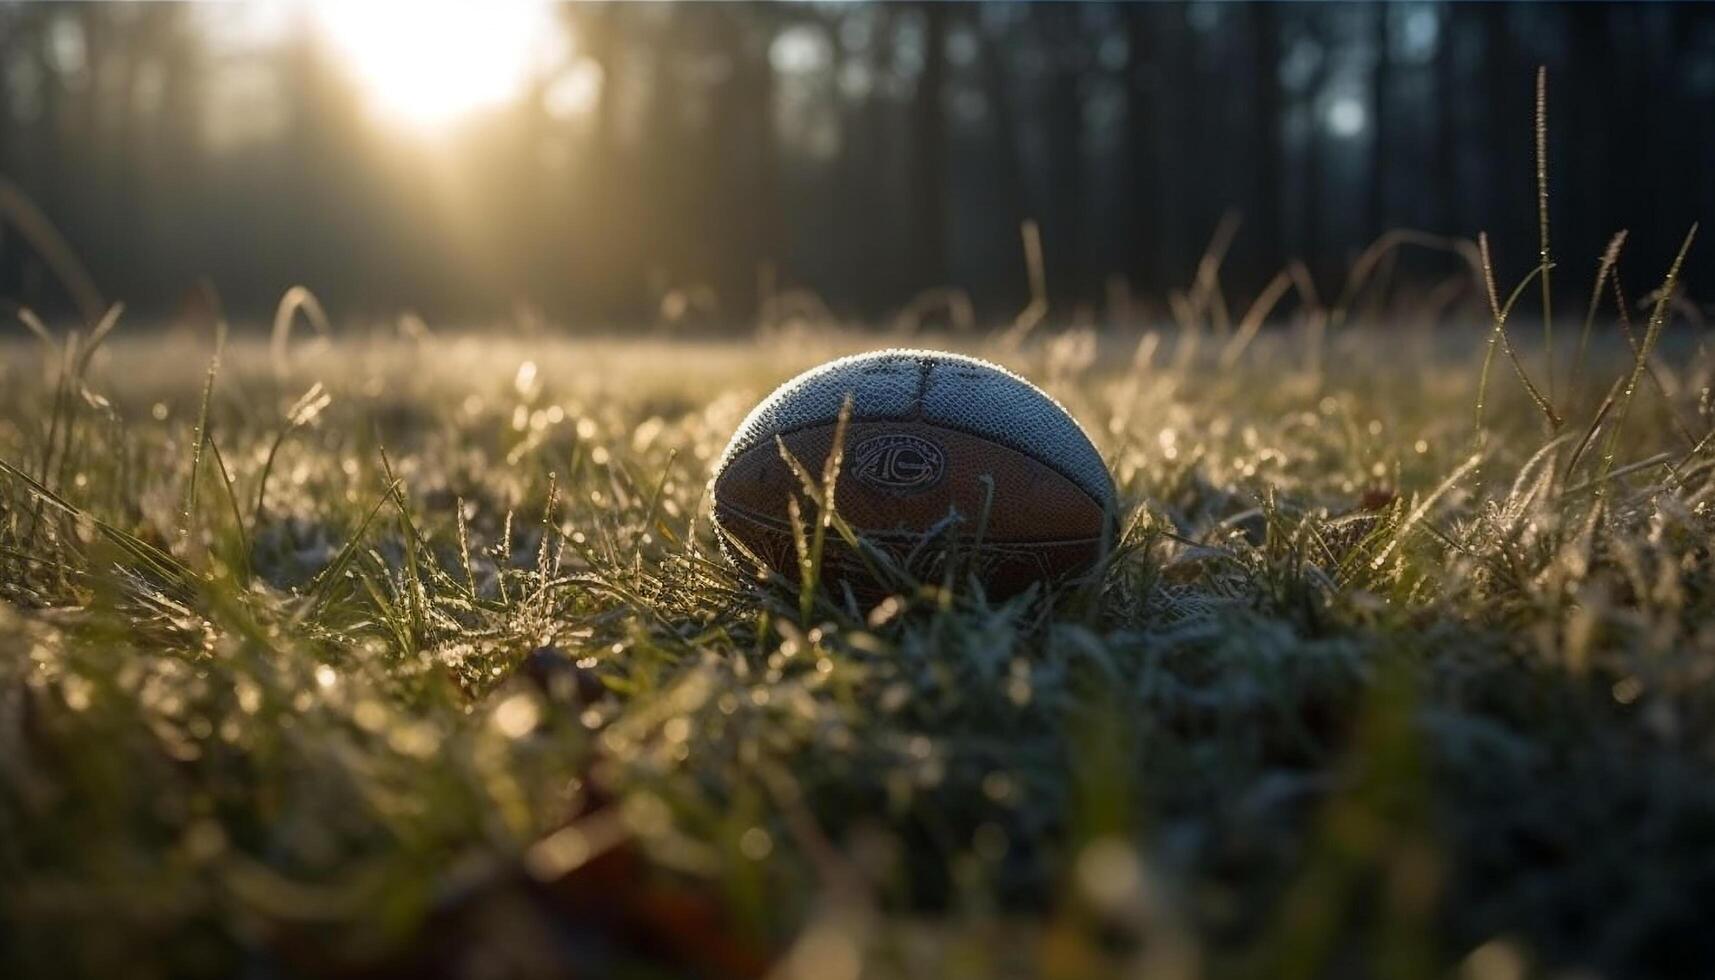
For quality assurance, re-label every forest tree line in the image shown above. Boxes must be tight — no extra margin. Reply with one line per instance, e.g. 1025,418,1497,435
1,1,1712,329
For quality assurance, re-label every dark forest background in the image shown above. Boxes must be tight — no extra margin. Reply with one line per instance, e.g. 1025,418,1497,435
1,1,1713,329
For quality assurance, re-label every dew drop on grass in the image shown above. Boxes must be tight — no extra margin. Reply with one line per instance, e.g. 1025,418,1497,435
621,793,672,838
1006,676,1032,707
789,925,860,980
1077,837,1142,910
739,827,773,860
1461,940,1526,980
879,685,909,713
493,694,540,738
354,700,387,732
663,717,691,743
526,825,591,881
62,675,92,712
236,678,261,714
1613,677,1643,704
867,597,903,627
389,722,440,758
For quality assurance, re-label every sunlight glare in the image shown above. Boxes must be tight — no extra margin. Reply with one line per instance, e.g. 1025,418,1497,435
309,0,561,130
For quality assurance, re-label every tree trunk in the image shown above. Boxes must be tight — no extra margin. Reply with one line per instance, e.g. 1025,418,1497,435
1039,4,1088,306
979,10,1029,308
1433,3,1459,234
1367,4,1392,238
1300,17,1331,287
1251,4,1285,276
1124,4,1163,292
909,1,950,289
1478,3,1524,245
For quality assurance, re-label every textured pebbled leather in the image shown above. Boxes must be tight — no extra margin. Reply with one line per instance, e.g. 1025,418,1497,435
710,350,1115,597
714,349,1113,506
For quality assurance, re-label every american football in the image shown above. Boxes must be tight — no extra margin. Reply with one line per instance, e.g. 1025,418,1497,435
710,349,1115,597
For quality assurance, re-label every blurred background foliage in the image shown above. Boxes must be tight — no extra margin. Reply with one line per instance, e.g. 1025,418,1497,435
0,1,1713,328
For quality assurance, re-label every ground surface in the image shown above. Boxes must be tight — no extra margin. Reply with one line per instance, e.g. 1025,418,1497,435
4,312,1715,979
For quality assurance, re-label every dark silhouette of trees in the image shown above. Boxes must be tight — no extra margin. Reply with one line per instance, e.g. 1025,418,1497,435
1,1,1713,327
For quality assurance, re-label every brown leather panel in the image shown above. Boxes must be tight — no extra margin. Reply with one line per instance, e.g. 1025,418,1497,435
712,506,1103,598
711,419,1108,596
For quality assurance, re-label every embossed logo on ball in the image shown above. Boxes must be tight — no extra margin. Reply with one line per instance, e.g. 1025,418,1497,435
851,433,946,494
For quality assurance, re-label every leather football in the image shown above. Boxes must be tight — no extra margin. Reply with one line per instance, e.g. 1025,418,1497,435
710,349,1115,598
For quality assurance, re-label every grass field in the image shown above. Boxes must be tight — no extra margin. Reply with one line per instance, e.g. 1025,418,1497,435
5,248,1715,979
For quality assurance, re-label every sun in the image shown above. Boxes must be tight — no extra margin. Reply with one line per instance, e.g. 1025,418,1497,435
309,0,561,130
